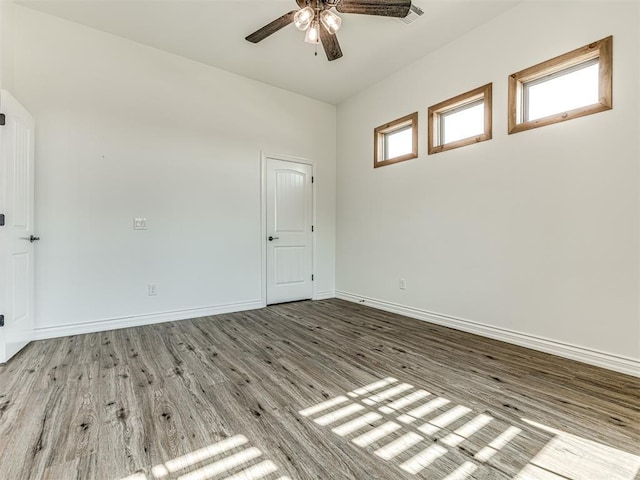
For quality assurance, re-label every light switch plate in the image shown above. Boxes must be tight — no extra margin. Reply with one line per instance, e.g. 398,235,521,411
133,218,147,230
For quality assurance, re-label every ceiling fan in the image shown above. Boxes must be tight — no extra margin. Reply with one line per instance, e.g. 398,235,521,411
245,0,412,61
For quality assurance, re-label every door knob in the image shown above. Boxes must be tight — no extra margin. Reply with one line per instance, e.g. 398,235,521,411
29,235,40,243
268,236,279,241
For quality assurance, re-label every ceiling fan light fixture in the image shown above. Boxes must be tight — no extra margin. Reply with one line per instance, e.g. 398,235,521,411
304,20,320,44
294,6,314,30
246,0,413,61
320,9,342,34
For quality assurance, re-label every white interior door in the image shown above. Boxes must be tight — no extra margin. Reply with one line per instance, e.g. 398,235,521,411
266,158,313,305
0,90,35,363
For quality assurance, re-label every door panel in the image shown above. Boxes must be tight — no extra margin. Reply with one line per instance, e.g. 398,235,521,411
275,170,306,232
13,125,29,226
274,247,305,285
266,158,313,305
1,90,35,363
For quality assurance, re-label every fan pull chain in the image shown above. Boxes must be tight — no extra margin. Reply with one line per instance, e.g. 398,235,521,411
315,1,320,57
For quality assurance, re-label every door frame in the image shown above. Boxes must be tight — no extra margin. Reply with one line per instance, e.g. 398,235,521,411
260,152,316,307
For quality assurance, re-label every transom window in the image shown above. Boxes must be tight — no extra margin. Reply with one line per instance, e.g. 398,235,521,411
440,99,485,145
384,124,413,159
508,36,612,134
428,83,492,155
374,112,418,168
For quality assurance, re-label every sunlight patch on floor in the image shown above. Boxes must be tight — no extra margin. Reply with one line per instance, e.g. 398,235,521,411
215,460,278,480
442,461,477,480
363,383,414,405
298,376,518,477
298,395,348,417
352,421,401,448
118,434,290,480
313,403,364,426
374,432,423,460
441,414,493,447
348,377,397,397
397,397,450,424
515,419,640,480
418,405,471,435
152,435,249,477
379,389,431,414
298,375,640,479
332,412,382,436
399,444,447,474
178,447,263,480
474,426,522,462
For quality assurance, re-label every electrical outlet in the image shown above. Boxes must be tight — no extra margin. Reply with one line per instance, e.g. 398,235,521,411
399,278,406,290
148,284,158,296
134,218,147,230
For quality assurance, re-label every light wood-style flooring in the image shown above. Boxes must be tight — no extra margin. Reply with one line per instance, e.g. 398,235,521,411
0,299,638,480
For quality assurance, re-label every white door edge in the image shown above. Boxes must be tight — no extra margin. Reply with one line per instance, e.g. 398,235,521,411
260,152,316,307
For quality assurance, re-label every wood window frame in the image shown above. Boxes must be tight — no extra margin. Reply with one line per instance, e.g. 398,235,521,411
508,36,612,134
374,112,418,168
428,83,492,155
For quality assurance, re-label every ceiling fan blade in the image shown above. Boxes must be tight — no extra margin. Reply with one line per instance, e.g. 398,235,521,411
246,10,297,43
319,25,343,61
336,0,411,18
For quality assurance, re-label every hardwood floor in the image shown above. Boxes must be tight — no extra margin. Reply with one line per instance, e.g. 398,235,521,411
0,299,638,480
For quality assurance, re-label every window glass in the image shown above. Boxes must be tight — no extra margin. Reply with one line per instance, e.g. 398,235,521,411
525,61,599,121
441,101,485,144
384,126,413,160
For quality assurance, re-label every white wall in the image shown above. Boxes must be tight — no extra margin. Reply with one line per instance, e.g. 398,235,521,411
336,1,640,368
12,6,336,335
0,0,16,92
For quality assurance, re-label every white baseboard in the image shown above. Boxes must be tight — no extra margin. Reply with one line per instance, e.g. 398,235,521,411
34,300,264,340
336,291,640,378
313,290,336,300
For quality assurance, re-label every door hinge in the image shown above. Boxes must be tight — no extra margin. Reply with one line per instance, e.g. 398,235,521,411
311,176,314,184
312,274,314,281
311,225,314,232
0,315,4,327
0,214,4,226
0,114,5,126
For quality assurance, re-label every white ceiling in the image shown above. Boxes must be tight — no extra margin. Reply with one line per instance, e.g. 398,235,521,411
16,0,520,104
